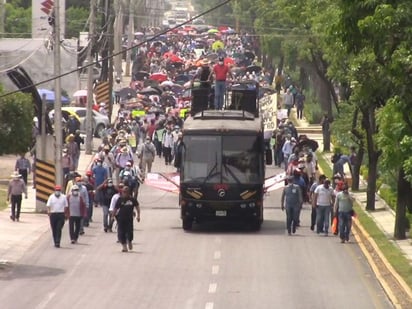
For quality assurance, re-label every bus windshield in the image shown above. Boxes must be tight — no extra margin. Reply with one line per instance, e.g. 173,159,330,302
182,135,263,184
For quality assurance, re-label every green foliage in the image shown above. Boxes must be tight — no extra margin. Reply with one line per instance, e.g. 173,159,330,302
304,100,323,124
379,186,397,211
360,165,368,179
0,92,33,155
4,4,31,38
65,6,89,39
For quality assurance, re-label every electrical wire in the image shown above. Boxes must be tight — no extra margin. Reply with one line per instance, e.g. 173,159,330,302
0,0,233,98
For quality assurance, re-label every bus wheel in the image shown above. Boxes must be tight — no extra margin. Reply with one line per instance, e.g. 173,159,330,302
182,217,193,231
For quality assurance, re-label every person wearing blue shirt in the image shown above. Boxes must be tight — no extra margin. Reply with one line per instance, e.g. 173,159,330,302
93,158,108,217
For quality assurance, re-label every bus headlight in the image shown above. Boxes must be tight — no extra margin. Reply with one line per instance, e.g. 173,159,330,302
249,202,256,208
188,202,195,207
196,203,202,208
240,203,247,209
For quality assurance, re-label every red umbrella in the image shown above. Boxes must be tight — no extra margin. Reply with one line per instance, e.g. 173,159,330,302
150,73,168,82
224,57,235,66
169,54,184,63
163,51,175,59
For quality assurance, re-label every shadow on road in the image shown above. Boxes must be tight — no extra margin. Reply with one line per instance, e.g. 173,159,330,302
0,263,65,281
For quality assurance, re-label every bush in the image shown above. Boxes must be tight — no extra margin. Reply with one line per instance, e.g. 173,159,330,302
379,186,397,210
360,165,368,179
304,100,323,124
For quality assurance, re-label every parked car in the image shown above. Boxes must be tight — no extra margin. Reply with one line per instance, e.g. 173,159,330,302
49,107,109,137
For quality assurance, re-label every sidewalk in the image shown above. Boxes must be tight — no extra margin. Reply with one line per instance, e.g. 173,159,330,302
0,152,94,264
0,60,132,265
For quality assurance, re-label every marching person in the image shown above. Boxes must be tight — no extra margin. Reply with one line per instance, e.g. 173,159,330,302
109,182,125,233
281,175,303,235
15,153,31,185
113,186,140,252
46,185,68,248
313,179,335,236
98,178,118,232
67,185,87,244
334,183,354,243
7,171,28,222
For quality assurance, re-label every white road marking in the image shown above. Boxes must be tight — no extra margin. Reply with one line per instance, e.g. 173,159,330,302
213,251,221,260
35,292,56,309
34,253,86,309
205,302,214,309
208,283,217,294
212,265,219,275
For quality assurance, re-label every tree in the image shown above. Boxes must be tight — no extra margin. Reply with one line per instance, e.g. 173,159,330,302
4,3,31,38
65,6,89,39
0,89,33,155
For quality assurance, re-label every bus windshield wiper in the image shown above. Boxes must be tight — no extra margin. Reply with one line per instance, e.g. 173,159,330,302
202,152,219,185
222,160,241,184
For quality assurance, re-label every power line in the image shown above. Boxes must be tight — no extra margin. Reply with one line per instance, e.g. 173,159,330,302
0,0,232,98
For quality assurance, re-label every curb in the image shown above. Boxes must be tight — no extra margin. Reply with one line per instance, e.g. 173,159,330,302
352,219,412,307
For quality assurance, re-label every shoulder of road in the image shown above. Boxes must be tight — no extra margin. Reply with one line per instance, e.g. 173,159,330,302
292,109,412,306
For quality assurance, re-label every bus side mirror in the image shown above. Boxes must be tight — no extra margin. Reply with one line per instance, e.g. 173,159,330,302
264,140,273,165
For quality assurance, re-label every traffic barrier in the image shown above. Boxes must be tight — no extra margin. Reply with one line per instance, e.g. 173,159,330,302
35,159,55,204
94,81,110,105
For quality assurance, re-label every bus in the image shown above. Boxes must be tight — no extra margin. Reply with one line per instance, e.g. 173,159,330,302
179,81,267,230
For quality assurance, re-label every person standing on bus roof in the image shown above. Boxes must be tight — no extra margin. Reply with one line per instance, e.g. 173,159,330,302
210,56,233,110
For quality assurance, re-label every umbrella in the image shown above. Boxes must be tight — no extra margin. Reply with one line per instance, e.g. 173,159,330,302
161,80,174,87
150,73,168,82
212,40,225,51
133,71,149,81
169,54,184,63
144,79,159,87
297,138,319,151
139,87,162,96
206,53,219,61
174,74,191,85
224,57,235,66
245,65,262,74
208,29,219,34
73,89,87,97
231,67,244,75
118,87,137,99
244,51,255,60
37,88,69,103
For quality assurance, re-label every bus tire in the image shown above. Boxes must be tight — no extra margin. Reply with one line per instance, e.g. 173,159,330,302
182,217,193,231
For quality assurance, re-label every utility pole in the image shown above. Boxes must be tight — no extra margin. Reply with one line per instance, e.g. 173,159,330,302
0,0,5,38
113,1,123,78
86,0,96,155
125,0,134,77
108,6,115,123
54,0,63,186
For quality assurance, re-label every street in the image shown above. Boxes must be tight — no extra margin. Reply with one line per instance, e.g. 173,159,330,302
0,160,393,309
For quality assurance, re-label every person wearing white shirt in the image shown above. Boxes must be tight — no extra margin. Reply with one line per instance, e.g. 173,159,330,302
109,183,124,232
46,185,68,248
313,179,335,236
282,137,296,170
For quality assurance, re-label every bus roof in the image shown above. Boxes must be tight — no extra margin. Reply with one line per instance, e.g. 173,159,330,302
183,110,262,134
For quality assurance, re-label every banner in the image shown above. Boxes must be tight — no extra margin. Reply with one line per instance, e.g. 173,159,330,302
260,94,278,131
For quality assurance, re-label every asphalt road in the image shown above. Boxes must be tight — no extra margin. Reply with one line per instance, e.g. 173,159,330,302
0,162,393,309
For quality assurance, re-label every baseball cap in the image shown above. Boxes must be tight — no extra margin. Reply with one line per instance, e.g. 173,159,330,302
54,185,62,191
71,185,79,191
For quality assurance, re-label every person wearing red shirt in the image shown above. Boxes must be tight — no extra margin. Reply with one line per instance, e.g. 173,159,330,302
211,57,232,110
